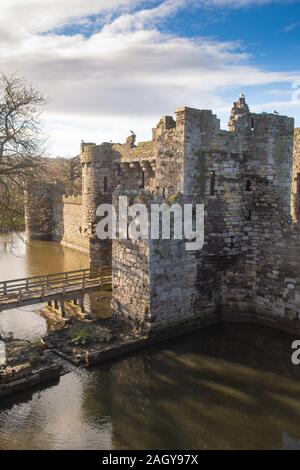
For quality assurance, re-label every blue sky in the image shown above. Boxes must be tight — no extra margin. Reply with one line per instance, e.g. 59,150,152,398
164,2,300,72
160,1,300,113
0,0,299,156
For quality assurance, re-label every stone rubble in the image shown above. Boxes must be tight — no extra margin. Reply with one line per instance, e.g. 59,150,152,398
0,336,62,398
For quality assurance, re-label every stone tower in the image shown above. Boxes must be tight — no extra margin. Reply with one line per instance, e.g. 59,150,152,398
80,142,117,266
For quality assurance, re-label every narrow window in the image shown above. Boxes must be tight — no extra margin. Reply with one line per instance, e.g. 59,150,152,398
297,173,300,193
140,170,145,189
103,176,108,193
246,179,251,191
162,187,166,198
210,171,215,196
251,119,255,131
247,210,252,221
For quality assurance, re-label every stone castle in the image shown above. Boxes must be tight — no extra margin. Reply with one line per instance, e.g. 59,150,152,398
25,95,300,334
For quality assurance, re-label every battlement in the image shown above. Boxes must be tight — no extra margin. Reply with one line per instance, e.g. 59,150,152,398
113,140,156,163
62,195,82,205
80,142,114,164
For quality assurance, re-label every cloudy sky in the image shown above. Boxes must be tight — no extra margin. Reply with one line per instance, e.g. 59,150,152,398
1,0,300,156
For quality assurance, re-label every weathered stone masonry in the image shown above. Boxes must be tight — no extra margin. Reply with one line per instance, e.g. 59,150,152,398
292,128,300,222
25,96,300,334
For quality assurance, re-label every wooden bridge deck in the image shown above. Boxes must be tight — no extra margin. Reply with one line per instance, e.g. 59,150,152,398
0,267,111,312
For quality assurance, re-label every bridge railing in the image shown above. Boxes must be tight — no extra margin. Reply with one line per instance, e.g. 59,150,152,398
0,267,111,301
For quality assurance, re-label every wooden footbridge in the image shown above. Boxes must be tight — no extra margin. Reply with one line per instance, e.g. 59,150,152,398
0,267,111,314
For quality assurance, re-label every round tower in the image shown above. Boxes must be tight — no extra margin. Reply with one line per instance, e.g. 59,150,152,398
80,141,116,267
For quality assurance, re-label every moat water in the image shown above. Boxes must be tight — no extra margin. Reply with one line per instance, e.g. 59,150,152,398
0,233,300,450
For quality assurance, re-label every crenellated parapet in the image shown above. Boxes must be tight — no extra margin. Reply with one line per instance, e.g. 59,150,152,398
112,140,156,163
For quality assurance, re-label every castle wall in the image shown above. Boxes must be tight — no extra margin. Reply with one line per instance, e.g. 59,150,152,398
152,114,184,195
112,232,219,332
113,139,156,163
112,138,157,191
52,196,89,252
25,183,64,241
111,149,245,332
112,237,151,327
225,221,300,334
247,114,294,217
180,107,221,195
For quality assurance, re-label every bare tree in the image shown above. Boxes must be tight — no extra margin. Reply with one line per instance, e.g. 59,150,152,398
64,155,82,192
0,73,47,230
40,155,82,193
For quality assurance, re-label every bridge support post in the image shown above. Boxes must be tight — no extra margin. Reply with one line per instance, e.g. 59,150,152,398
60,299,65,318
79,296,85,313
73,298,78,305
48,300,52,307
54,299,59,310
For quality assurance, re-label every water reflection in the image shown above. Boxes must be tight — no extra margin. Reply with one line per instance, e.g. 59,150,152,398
0,372,112,450
0,323,299,449
0,232,89,280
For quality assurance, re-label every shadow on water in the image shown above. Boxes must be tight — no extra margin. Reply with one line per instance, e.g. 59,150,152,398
80,322,300,450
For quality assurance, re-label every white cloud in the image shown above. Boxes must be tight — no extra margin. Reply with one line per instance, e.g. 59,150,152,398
202,0,296,6
0,0,142,35
0,0,299,156
282,21,300,32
